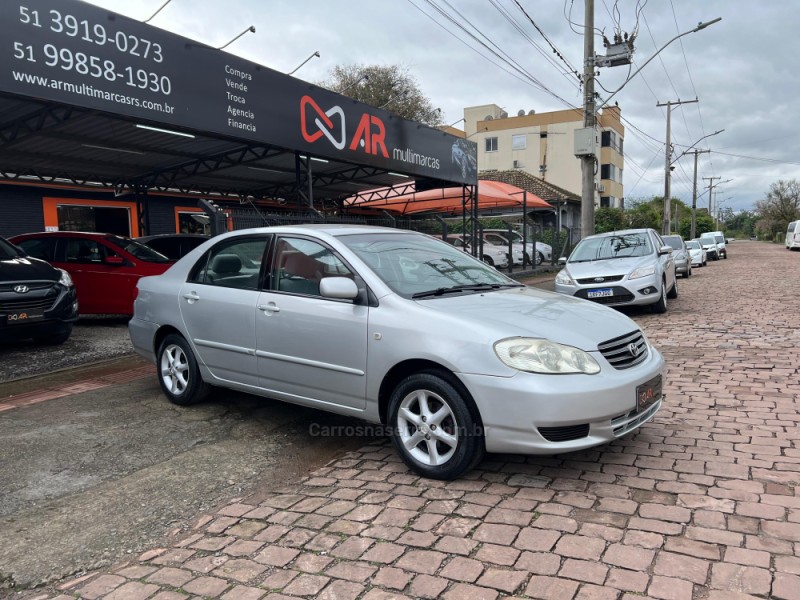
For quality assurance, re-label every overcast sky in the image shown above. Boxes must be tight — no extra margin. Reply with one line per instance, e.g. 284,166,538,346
86,0,800,213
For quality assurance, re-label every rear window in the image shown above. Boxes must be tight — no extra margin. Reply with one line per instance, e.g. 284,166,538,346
662,236,683,250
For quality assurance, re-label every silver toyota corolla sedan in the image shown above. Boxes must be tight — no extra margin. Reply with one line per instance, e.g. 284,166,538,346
129,225,664,480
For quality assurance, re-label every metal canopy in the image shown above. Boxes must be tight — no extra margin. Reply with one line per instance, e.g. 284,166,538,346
0,93,445,205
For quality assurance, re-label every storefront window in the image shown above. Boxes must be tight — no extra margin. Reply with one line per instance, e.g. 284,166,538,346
56,205,131,236
178,212,211,234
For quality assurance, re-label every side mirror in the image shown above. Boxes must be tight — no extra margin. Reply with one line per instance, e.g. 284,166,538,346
659,246,673,255
558,257,567,265
104,255,125,266
319,277,359,300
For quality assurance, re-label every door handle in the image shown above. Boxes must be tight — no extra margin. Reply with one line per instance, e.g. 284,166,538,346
258,303,280,313
182,292,200,303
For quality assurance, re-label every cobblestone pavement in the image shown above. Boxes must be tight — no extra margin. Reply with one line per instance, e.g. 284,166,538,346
17,241,800,600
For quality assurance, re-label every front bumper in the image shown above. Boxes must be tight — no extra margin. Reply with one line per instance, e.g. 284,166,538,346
0,286,78,341
554,272,663,308
460,345,664,454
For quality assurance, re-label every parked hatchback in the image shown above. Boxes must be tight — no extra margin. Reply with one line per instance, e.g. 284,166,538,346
661,234,691,278
0,236,78,344
554,228,678,313
10,232,173,316
685,240,707,267
130,225,664,480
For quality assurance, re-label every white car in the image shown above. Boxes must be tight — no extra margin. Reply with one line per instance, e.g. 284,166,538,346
484,229,552,266
685,240,707,267
446,233,514,269
129,225,664,480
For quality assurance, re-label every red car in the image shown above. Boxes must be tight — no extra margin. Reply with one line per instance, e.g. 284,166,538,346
9,232,173,316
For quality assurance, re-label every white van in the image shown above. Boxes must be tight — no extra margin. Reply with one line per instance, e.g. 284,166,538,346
786,221,800,250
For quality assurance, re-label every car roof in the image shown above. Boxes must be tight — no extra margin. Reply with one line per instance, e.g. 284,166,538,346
11,231,116,239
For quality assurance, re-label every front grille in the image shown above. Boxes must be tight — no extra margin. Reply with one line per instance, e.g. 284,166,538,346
538,424,590,442
576,275,624,284
575,287,634,304
597,330,648,369
0,292,58,313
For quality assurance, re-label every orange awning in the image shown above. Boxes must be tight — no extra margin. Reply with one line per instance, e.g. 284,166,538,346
345,180,552,215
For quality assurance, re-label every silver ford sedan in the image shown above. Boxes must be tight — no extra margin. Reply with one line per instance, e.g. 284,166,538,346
129,225,664,480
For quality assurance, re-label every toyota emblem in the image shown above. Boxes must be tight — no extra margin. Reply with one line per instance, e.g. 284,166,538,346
13,285,29,294
628,342,641,357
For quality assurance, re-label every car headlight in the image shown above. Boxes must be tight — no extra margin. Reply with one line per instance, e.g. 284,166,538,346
494,338,600,374
58,268,74,287
629,265,655,280
555,270,574,285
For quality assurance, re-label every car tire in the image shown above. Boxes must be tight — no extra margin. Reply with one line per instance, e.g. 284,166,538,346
651,280,668,313
37,325,72,345
703,260,707,266
667,277,678,299
535,251,545,266
157,333,210,406
684,266,691,278
388,371,484,480
723,252,727,259
482,255,494,267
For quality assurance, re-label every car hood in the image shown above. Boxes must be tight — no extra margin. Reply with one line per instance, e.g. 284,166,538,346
0,256,59,282
564,255,653,279
416,286,640,351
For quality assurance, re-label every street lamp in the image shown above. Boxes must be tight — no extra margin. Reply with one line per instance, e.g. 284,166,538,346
587,15,721,238
670,128,724,239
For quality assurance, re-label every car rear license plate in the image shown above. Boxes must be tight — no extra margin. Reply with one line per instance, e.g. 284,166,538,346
6,310,45,325
587,288,613,298
636,374,662,412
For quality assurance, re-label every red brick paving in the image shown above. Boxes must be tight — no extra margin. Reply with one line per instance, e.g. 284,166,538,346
21,242,800,598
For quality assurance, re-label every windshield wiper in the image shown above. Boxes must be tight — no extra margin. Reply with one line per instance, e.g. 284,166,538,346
412,283,522,299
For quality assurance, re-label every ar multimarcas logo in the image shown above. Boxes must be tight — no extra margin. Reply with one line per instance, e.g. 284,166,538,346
300,95,388,158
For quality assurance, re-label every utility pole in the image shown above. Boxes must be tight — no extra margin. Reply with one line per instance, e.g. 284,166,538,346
580,0,596,238
656,98,698,235
703,176,720,230
688,149,710,239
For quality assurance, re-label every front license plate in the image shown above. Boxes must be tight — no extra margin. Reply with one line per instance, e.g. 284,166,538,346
6,310,45,325
587,288,613,298
636,374,662,412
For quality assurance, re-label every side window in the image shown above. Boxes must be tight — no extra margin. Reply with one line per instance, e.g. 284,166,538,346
65,238,111,263
273,237,353,297
17,238,57,261
194,237,267,290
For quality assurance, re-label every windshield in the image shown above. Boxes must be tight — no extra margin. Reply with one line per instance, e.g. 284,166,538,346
686,241,701,250
714,235,725,243
340,232,516,298
662,236,682,250
0,237,22,260
569,232,653,262
107,235,172,263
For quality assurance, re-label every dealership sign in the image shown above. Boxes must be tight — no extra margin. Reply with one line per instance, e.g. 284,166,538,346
0,0,476,184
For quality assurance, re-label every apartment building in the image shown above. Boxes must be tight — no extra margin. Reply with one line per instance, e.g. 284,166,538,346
463,103,625,208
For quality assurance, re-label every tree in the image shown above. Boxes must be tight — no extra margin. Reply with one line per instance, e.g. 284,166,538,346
678,212,714,239
595,207,626,233
724,210,757,238
754,179,800,239
320,64,442,126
